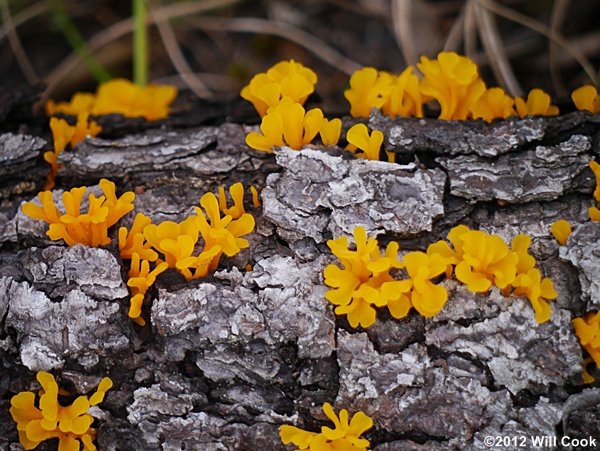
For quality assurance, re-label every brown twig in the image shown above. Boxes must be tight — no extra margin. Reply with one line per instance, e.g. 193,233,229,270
549,0,569,96
443,5,466,52
463,0,477,59
474,2,522,95
531,30,600,76
0,0,39,83
476,0,598,86
184,16,362,75
146,0,211,98
391,0,418,67
0,1,48,42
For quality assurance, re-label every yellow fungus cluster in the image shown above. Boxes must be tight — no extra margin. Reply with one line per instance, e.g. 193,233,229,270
324,226,404,328
10,372,112,451
345,52,563,122
344,67,394,118
418,52,486,120
22,179,135,247
382,248,451,320
324,224,557,328
343,66,424,119
47,78,178,121
452,226,517,293
470,87,516,123
514,89,559,118
241,60,317,117
380,67,424,118
551,220,572,246
23,180,257,325
218,183,246,219
118,183,256,324
118,212,167,325
345,123,395,163
44,115,102,189
246,101,325,152
280,402,373,450
572,85,600,114
453,226,557,323
242,60,342,153
242,64,391,162
43,79,176,189
243,56,598,163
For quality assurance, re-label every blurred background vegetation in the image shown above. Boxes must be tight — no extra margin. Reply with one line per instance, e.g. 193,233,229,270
1,0,599,113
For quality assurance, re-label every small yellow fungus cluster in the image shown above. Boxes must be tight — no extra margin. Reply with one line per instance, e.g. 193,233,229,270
324,226,404,328
47,78,178,121
195,190,255,271
324,224,557,328
319,118,343,147
242,65,391,161
381,249,451,320
572,311,600,380
44,115,102,189
345,52,562,122
344,67,395,118
344,123,396,163
218,183,246,219
418,52,486,120
470,87,516,123
346,124,385,162
572,85,600,114
241,60,317,117
344,66,424,119
452,227,518,293
453,227,557,323
118,183,256,324
137,191,255,281
118,212,167,325
381,67,424,118
23,179,135,247
551,220,572,246
588,160,600,221
280,402,373,450
246,101,325,152
242,60,342,152
514,89,559,118
9,372,112,451
43,79,176,189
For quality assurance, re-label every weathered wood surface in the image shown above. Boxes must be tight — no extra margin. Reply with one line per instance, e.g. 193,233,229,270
1,111,599,450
